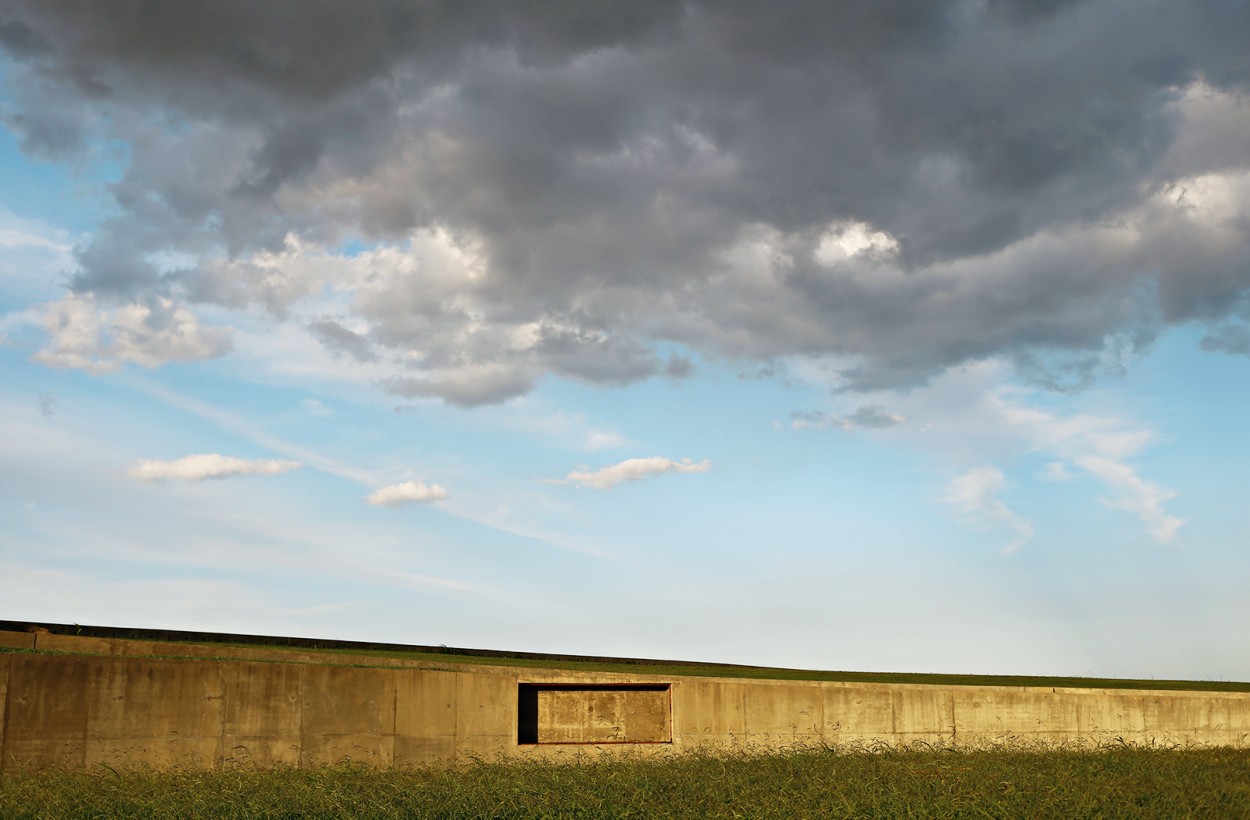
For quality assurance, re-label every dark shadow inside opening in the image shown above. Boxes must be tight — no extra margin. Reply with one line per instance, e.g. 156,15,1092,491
517,684,539,744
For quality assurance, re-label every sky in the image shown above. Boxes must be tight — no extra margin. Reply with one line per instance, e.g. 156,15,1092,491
1,1,1249,681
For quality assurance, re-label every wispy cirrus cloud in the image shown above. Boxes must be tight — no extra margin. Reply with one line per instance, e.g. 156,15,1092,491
993,394,1184,544
365,480,448,507
1073,456,1183,543
943,466,1035,555
791,362,1184,547
556,456,710,490
129,453,301,482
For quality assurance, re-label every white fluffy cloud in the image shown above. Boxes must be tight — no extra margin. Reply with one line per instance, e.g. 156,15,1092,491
365,480,448,507
34,293,231,373
129,454,301,482
558,456,711,490
943,466,1035,555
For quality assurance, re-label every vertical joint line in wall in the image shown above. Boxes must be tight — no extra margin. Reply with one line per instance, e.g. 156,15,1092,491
78,660,94,771
0,659,12,781
452,674,460,745
297,666,307,770
668,683,675,745
949,695,956,743
216,664,227,767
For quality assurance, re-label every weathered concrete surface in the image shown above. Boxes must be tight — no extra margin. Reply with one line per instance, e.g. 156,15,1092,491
3,654,91,771
535,687,670,744
0,658,9,769
0,632,35,651
2,632,1249,773
221,662,302,767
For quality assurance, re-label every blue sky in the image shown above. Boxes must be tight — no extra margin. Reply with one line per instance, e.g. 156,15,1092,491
2,2,1249,680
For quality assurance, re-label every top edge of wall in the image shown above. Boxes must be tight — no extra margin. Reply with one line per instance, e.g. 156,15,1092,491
3,619,1248,694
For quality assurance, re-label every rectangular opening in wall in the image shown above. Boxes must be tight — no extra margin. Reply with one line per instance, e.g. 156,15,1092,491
517,683,672,744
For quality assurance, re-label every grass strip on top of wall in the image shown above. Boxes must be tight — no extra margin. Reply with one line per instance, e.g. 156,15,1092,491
2,744,1249,819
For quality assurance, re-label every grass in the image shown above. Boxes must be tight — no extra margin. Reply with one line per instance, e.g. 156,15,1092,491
2,743,1248,818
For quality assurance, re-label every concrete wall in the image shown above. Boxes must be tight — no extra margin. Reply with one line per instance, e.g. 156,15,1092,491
2,634,1248,773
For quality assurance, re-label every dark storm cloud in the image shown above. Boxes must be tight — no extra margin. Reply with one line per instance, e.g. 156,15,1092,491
383,368,539,408
4,0,1250,400
791,405,907,431
1201,323,1250,357
308,318,378,362
531,325,657,385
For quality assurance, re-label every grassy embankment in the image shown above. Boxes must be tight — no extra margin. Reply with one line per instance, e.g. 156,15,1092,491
2,744,1249,818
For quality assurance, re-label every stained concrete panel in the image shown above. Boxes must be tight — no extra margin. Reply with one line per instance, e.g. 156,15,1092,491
1216,693,1250,734
1075,692,1146,737
0,631,35,650
454,672,516,757
85,659,225,741
300,665,397,737
673,679,747,741
220,661,301,767
35,633,117,655
0,658,8,754
223,662,301,738
1034,690,1083,736
534,687,670,744
3,655,91,771
892,688,954,742
951,688,1033,738
394,669,461,766
299,665,398,767
395,669,458,741
822,684,896,741
1142,691,1250,740
743,683,824,741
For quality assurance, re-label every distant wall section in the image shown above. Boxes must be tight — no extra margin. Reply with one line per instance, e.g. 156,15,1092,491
2,632,1248,773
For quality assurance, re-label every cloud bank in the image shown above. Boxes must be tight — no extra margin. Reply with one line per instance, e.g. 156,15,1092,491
129,454,301,482
3,1,1250,400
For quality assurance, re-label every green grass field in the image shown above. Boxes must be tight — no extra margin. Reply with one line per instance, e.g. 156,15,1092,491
2,744,1248,818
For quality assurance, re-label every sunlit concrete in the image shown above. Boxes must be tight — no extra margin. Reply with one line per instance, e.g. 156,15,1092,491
1,630,1247,773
